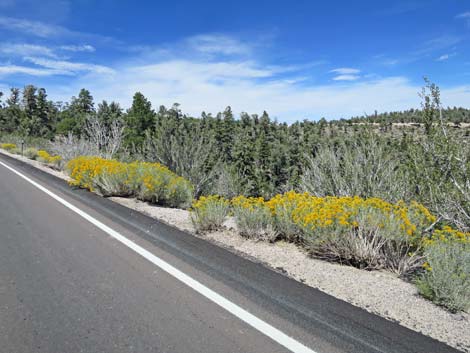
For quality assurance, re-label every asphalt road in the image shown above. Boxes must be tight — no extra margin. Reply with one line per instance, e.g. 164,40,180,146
0,153,462,353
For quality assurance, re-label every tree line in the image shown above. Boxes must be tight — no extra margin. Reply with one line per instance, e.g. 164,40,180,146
1,83,470,231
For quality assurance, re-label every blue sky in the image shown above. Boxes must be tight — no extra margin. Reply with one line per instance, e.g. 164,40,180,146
0,0,469,122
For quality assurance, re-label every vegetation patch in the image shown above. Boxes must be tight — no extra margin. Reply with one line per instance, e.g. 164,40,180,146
417,240,470,313
1,143,17,151
190,195,230,233
66,156,193,208
24,147,39,160
37,150,62,167
232,196,277,241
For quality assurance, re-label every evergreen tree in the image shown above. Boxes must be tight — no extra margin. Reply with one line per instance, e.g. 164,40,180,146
56,88,95,136
36,88,55,138
21,85,40,136
124,92,155,149
97,100,123,128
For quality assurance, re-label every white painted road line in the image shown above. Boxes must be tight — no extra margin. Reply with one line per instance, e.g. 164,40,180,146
0,160,318,353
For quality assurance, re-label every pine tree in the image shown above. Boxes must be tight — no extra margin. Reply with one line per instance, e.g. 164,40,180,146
36,88,54,138
1,89,23,133
124,92,155,149
219,106,235,162
97,100,123,128
56,88,95,136
21,85,40,136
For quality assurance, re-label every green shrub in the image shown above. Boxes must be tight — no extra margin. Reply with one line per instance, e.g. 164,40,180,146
416,241,470,312
24,147,39,160
190,195,230,233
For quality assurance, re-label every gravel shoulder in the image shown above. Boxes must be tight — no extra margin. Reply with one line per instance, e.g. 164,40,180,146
2,149,468,353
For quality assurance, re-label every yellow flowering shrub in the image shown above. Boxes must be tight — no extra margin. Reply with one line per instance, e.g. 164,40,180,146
190,195,230,233
223,191,440,272
37,150,62,166
66,156,193,208
166,176,194,208
67,156,106,190
231,195,266,210
134,161,173,203
231,196,277,241
426,226,470,246
1,143,16,151
266,191,310,241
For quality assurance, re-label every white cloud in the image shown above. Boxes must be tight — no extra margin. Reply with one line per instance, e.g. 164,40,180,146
2,33,469,123
0,16,68,38
60,44,96,52
414,35,461,58
436,53,456,62
186,34,252,56
330,67,360,74
456,11,470,26
44,55,470,122
0,16,119,45
456,12,470,19
0,64,59,76
24,56,115,75
332,74,360,81
0,43,57,57
436,54,450,61
437,54,449,61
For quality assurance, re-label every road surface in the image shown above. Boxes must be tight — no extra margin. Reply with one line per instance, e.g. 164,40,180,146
0,153,460,353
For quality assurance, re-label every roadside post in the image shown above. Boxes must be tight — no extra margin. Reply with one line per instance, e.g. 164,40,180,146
21,140,24,157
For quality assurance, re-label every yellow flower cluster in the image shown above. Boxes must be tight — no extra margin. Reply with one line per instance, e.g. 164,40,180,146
1,143,16,151
425,225,470,245
37,150,62,164
192,195,230,211
190,195,231,232
67,156,128,191
226,191,438,241
231,195,267,210
66,156,193,208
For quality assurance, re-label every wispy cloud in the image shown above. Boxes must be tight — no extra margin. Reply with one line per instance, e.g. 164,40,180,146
329,68,361,81
332,74,360,81
0,64,59,77
57,62,470,122
456,11,470,25
0,16,69,38
24,57,115,75
437,54,450,61
186,34,252,56
0,16,119,45
2,31,469,122
330,67,360,75
60,44,95,52
456,12,470,19
0,43,57,57
414,35,461,57
436,53,456,62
